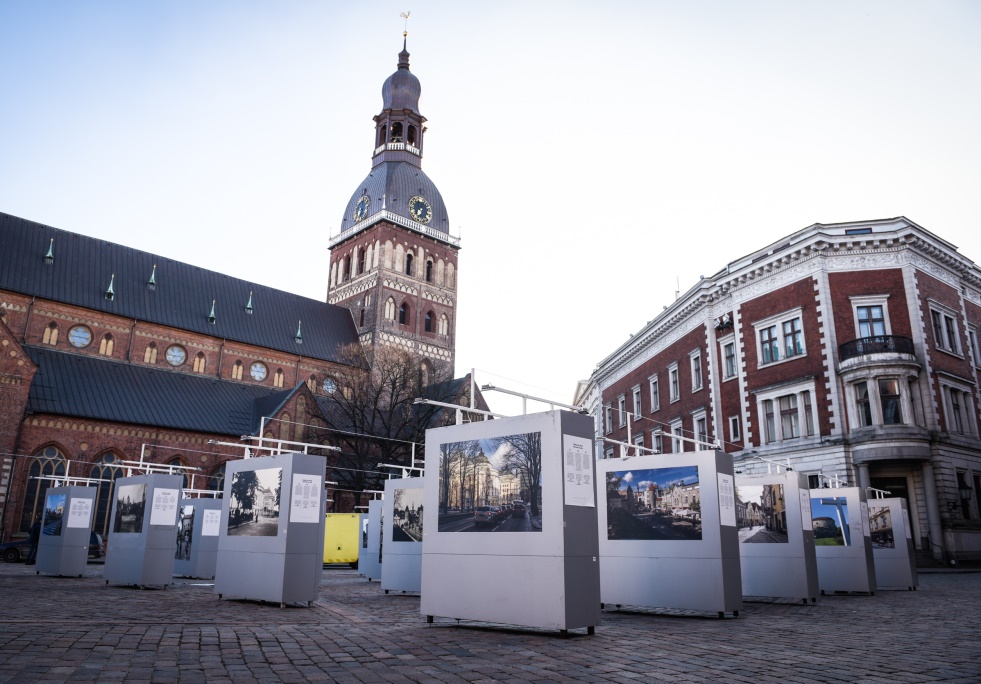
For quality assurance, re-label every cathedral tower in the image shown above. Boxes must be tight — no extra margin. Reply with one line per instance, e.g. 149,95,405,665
327,39,459,378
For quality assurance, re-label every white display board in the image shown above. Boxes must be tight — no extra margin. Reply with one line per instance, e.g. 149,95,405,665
150,488,180,527
66,497,93,529
201,509,222,536
289,473,322,523
869,497,918,590
811,486,876,594
381,477,424,594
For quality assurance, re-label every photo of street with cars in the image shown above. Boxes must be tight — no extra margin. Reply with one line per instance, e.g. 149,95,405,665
606,466,702,541
437,432,542,533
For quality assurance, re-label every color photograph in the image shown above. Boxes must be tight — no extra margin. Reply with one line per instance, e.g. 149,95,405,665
811,496,851,546
42,492,66,536
113,483,146,534
227,467,281,537
392,488,423,542
175,505,194,560
869,505,895,549
606,466,702,541
737,483,789,543
437,432,542,533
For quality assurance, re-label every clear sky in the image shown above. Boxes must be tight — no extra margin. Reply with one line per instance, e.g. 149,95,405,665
2,1,979,417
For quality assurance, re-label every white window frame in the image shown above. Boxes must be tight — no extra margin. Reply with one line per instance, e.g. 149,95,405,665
617,395,626,428
632,385,642,422
752,307,806,368
754,379,818,445
848,375,913,429
651,428,663,454
968,325,981,367
850,295,892,338
720,334,737,381
604,405,612,435
649,374,660,413
632,433,645,452
668,363,680,403
690,349,703,392
729,415,740,442
939,378,977,437
929,301,962,357
692,409,709,450
670,418,684,454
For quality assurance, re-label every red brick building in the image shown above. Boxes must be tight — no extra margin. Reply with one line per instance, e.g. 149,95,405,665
586,217,981,563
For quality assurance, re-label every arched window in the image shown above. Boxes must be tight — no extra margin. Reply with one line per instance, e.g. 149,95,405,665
390,122,403,142
447,262,456,288
42,322,59,345
274,369,285,388
20,446,66,531
384,298,396,320
90,452,124,538
357,247,366,275
405,252,414,276
193,352,206,373
365,243,374,270
344,255,352,281
425,311,434,333
144,343,158,364
425,260,433,282
377,125,387,147
407,125,417,146
399,303,409,325
306,375,316,392
330,261,337,287
280,412,292,441
232,360,244,380
99,334,114,356
167,457,190,489
208,463,227,497
439,314,449,335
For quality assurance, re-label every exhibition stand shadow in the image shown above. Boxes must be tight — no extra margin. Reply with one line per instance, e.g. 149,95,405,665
597,449,742,618
811,486,877,595
214,452,326,607
869,497,918,590
421,410,601,635
382,477,423,594
36,486,97,578
173,497,222,580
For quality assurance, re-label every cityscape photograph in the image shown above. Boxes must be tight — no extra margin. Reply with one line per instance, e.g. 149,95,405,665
391,488,423,542
42,492,66,537
606,466,702,541
175,504,194,560
227,468,281,537
869,505,896,549
112,484,146,534
811,497,851,546
736,484,789,544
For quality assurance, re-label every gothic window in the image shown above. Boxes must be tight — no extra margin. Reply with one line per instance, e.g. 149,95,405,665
42,322,59,345
167,457,190,489
399,303,409,325
405,252,414,276
280,412,292,441
144,343,158,364
192,352,206,373
344,255,352,281
385,298,396,320
99,334,114,356
384,240,394,269
307,375,316,392
355,246,363,275
425,260,433,282
68,325,91,348
424,311,434,333
208,463,226,497
232,360,244,380
90,452,124,538
274,368,285,388
20,446,66,531
439,314,449,335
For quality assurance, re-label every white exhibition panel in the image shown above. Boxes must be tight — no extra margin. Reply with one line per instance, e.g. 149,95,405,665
811,486,876,594
173,497,222,579
869,497,918,590
361,499,383,582
597,450,742,616
736,471,819,603
36,486,96,578
381,477,423,593
420,410,600,632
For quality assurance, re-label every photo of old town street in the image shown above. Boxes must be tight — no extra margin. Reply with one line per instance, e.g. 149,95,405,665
606,466,702,541
391,488,423,542
736,483,789,543
113,483,146,534
227,467,281,537
437,432,542,533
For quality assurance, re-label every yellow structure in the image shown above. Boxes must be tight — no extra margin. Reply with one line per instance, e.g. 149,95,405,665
323,513,363,565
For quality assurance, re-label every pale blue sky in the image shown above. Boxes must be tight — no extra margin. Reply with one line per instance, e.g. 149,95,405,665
2,1,980,415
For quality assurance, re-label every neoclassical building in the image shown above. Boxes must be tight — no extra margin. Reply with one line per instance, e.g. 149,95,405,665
584,217,981,564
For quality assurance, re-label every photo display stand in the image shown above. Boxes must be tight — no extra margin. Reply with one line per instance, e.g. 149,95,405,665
811,486,876,595
597,449,742,618
104,474,183,588
381,477,424,594
361,499,382,582
869,497,918,590
173,498,222,579
421,410,601,634
323,513,362,565
735,471,819,604
214,452,326,607
36,486,97,578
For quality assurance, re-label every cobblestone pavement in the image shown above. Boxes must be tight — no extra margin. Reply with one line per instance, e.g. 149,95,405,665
1,563,979,683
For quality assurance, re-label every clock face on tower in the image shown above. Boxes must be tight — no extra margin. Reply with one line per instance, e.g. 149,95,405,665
408,195,432,224
353,195,370,222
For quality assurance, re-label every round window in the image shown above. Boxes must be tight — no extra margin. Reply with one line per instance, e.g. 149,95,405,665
322,377,337,394
165,345,187,366
67,325,93,348
250,362,267,381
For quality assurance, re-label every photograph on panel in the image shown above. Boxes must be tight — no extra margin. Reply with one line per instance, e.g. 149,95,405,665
437,432,543,533
228,467,282,537
391,487,423,542
736,483,789,543
869,505,895,548
175,505,194,559
606,466,702,540
113,483,147,534
811,496,851,546
42,492,66,536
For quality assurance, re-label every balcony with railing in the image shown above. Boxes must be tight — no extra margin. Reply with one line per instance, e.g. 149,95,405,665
838,335,919,372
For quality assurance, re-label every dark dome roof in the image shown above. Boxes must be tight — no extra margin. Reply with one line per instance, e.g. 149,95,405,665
341,161,449,234
381,46,421,113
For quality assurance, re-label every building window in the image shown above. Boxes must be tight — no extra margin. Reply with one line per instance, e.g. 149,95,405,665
693,411,708,449
690,351,703,392
957,472,972,519
857,305,886,337
763,399,776,443
617,395,626,428
250,362,267,382
632,386,641,421
969,326,981,367
399,303,409,325
192,352,206,373
385,297,396,320
756,382,818,444
231,360,244,380
671,419,684,453
782,318,803,358
649,375,660,412
942,384,976,435
424,311,433,333
760,326,779,364
807,474,822,489
165,345,186,366
931,307,960,355
98,334,114,356
68,325,93,348
307,375,316,392
425,260,433,282
723,341,736,380
43,322,60,345
652,429,663,454
438,314,449,335
855,382,872,427
604,448,615,460
754,308,805,367
632,433,645,454
405,252,414,276
729,415,740,441
604,405,612,434
669,363,680,402
878,378,903,425
144,343,158,364
323,377,337,394
19,446,66,532
273,369,285,388
779,395,799,439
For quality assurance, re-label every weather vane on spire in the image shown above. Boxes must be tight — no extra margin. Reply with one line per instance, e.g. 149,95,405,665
400,11,411,37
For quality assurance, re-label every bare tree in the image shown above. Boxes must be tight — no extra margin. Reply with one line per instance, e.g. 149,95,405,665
496,432,543,516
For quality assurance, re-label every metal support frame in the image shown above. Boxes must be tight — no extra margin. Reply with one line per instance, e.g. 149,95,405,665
479,383,587,415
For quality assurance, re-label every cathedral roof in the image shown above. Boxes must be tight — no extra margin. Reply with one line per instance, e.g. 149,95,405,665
0,212,360,364
24,346,290,436
339,161,450,237
381,44,421,114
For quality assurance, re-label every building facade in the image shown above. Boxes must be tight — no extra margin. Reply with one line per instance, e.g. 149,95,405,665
586,217,981,563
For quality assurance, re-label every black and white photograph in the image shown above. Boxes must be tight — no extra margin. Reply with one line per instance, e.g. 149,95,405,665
869,505,895,549
391,488,423,542
113,483,146,534
811,496,851,546
175,505,194,560
437,432,542,533
606,466,702,541
736,483,789,543
42,492,66,536
227,467,281,537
